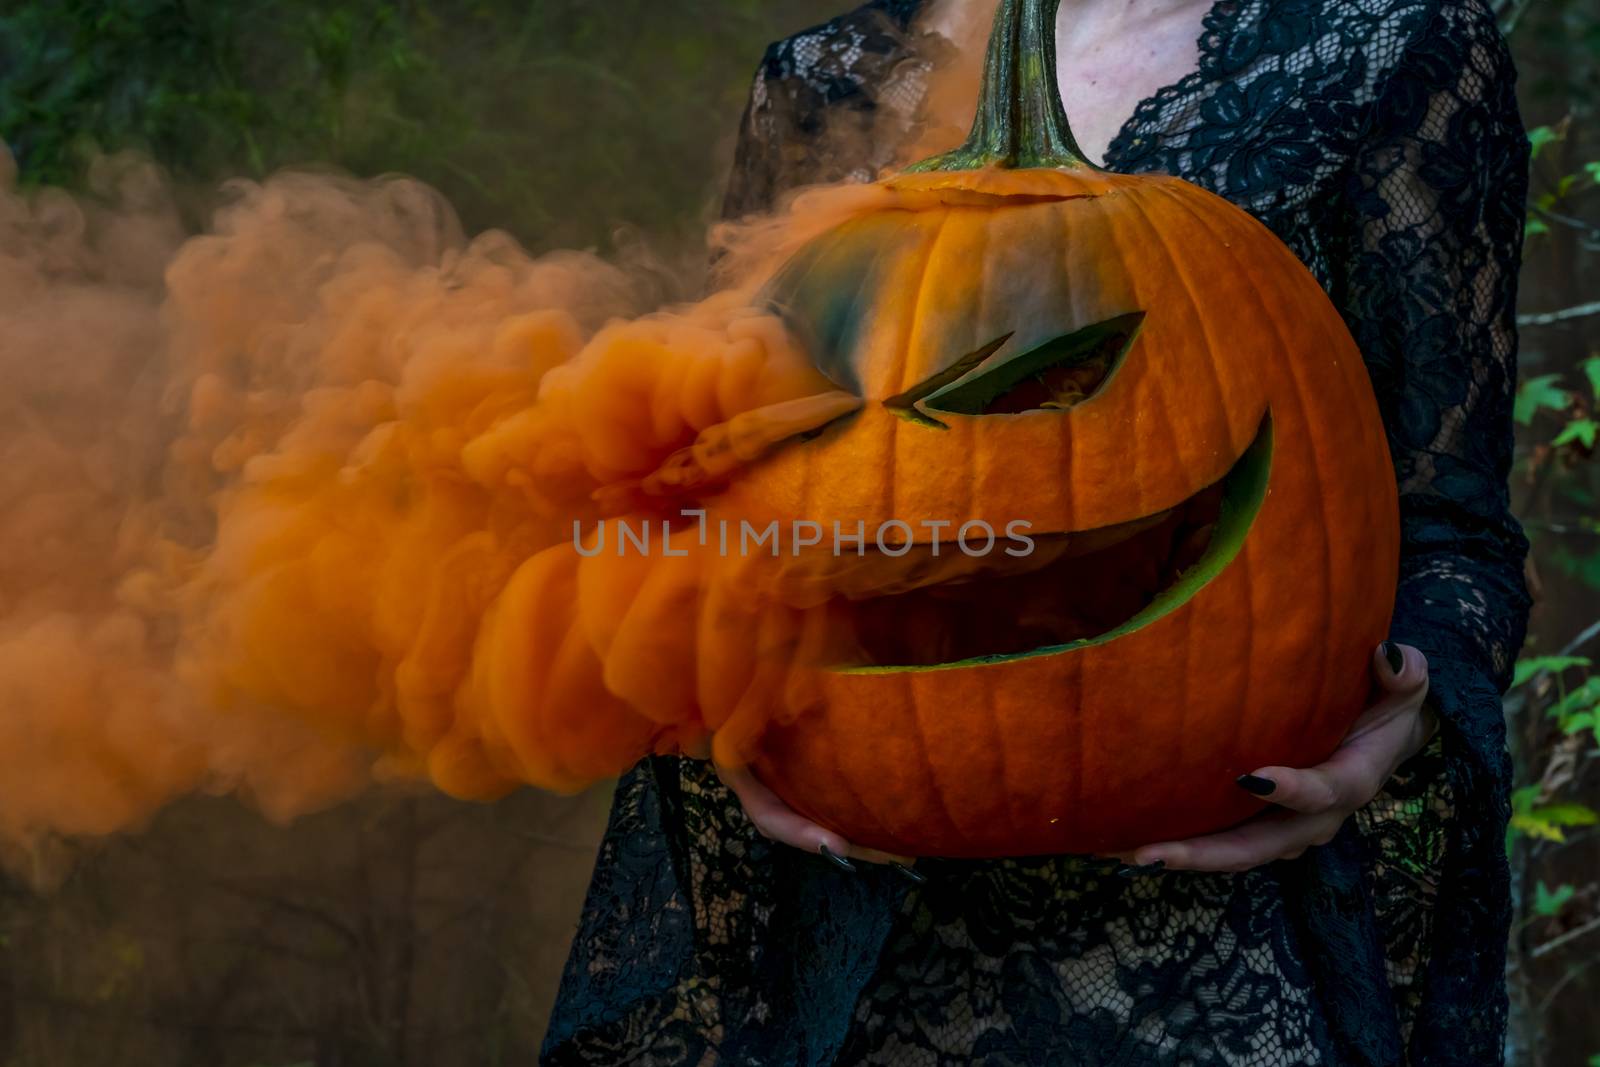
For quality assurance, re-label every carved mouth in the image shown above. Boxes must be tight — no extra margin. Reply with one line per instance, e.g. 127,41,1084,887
825,414,1273,673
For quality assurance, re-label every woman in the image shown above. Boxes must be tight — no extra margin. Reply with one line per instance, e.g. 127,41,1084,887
542,0,1532,1062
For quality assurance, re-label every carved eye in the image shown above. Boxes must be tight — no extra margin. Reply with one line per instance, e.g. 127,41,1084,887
887,311,1145,428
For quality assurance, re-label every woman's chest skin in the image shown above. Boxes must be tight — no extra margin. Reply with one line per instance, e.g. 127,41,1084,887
1053,0,1215,165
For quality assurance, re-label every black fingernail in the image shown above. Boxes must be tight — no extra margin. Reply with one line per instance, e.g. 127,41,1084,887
1237,774,1277,797
890,862,927,885
819,844,856,873
1383,641,1404,675
1115,861,1166,878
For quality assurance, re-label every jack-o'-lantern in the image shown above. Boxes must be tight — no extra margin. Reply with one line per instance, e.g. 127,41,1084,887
718,0,1400,857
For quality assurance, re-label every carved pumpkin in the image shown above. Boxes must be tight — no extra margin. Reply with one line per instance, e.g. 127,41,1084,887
722,0,1400,857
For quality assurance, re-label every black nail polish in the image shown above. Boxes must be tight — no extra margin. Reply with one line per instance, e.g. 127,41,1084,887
819,844,857,873
1383,641,1404,675
1237,773,1277,797
890,862,927,885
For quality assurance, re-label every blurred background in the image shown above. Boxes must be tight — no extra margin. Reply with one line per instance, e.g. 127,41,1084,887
0,0,1596,1064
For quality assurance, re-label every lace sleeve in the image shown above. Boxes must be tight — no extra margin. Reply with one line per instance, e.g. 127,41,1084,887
720,1,930,220
721,43,807,220
1336,4,1532,1056
1340,0,1533,692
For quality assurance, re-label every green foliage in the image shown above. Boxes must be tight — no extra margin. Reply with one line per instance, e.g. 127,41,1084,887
1513,358,1600,589
1555,418,1600,448
1510,785,1599,845
1547,674,1600,727
1534,880,1577,917
1522,119,1600,245
1514,358,1600,606
1583,356,1600,400
1516,373,1573,424
1529,124,1562,158
1508,655,1600,860
0,0,836,250
1514,655,1593,687
1514,655,1600,741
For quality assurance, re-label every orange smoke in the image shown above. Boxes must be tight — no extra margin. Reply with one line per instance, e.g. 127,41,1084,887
0,1,1005,855
901,0,1002,166
0,136,923,856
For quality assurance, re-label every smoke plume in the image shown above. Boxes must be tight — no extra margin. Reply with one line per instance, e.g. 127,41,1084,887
0,136,883,852
0,6,1010,859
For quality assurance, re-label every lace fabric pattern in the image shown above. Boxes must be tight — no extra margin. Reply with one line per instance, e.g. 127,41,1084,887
542,0,1533,1063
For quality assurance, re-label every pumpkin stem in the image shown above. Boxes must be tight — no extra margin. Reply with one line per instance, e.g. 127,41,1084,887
906,0,1092,173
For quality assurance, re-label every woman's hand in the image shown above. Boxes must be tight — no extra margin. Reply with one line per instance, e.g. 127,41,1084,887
1122,642,1437,873
714,764,923,878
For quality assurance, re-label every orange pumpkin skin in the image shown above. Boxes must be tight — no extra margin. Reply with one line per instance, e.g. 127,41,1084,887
725,0,1400,858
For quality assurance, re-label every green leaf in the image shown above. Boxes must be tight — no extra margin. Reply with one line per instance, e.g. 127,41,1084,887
1587,161,1600,185
1509,800,1600,844
1511,785,1544,815
1513,655,1591,688
1534,880,1576,916
1529,125,1561,158
1554,418,1599,449
1583,357,1600,401
1548,677,1600,721
1535,803,1599,827
1516,374,1571,425
1511,813,1568,843
1561,710,1596,735
1525,216,1550,237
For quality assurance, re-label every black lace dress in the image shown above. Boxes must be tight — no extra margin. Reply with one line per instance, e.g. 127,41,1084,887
541,1,1533,1063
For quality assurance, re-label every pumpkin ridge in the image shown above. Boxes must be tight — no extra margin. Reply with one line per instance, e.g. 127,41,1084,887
1103,205,1201,781
1162,186,1341,741
1117,190,1240,463
897,209,958,399
978,670,1024,846
1059,201,1084,533
960,209,985,556
976,666,1026,845
1056,647,1081,847
1229,541,1259,794
883,211,960,533
1112,194,1264,771
819,682,903,848
904,673,968,845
